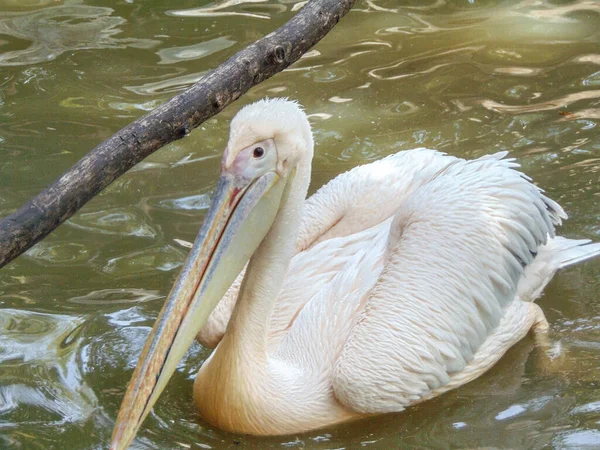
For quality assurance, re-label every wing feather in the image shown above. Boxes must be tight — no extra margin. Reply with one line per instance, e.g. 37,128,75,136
333,151,563,413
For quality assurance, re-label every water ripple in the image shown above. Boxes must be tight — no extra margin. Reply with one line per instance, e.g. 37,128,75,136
67,207,158,238
157,37,235,65
0,6,159,66
166,0,282,20
368,45,483,80
68,288,162,306
24,241,93,265
102,245,187,275
480,90,600,114
157,194,212,211
124,71,208,96
0,309,97,426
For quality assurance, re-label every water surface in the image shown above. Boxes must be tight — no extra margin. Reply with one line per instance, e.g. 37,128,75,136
0,0,599,449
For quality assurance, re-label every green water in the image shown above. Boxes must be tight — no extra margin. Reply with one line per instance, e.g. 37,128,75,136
0,0,599,448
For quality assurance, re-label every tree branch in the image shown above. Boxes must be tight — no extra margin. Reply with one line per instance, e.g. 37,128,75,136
0,0,358,268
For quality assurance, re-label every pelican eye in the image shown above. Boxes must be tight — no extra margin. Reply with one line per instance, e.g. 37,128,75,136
253,147,265,158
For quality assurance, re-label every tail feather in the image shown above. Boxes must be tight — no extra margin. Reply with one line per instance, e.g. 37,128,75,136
517,236,600,302
546,237,600,269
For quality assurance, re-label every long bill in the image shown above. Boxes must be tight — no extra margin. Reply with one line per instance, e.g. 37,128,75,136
110,170,287,450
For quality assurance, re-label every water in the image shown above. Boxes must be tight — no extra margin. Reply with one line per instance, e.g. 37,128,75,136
0,0,599,448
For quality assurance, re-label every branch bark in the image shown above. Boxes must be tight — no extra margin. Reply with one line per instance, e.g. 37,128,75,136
0,0,358,268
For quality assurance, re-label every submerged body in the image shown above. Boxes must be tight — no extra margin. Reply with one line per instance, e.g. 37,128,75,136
111,99,600,448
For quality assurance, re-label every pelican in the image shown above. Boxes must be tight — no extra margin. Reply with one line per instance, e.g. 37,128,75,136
110,98,600,449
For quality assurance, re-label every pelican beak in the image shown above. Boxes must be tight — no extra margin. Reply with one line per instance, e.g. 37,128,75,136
110,169,287,450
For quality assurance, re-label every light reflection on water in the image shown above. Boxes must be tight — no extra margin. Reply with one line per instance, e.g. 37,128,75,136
0,0,599,449
0,5,159,66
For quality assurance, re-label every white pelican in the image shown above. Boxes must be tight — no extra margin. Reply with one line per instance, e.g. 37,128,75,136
110,98,600,449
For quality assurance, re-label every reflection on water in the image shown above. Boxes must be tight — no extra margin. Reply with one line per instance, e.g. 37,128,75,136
67,288,162,306
167,0,283,20
124,70,209,96
157,37,236,65
103,244,187,275
0,0,599,448
0,309,97,433
0,5,158,66
67,207,158,238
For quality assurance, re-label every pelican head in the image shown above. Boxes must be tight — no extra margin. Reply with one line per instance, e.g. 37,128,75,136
110,98,313,450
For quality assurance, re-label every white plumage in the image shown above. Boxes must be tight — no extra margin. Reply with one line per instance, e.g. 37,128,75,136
192,101,600,434
112,99,600,447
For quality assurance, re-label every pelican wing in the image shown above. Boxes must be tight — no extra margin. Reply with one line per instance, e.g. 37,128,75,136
296,149,461,251
331,151,565,413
